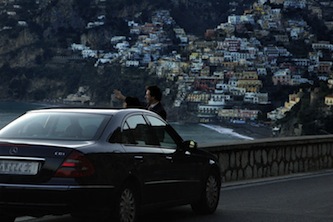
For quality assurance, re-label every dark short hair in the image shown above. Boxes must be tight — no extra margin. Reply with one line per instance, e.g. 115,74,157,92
146,85,162,101
125,96,142,108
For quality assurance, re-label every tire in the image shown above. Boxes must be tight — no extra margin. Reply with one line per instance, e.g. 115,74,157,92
191,171,221,214
114,185,139,222
0,215,15,222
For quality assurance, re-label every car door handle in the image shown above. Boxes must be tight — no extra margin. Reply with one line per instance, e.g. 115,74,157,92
134,155,144,160
165,156,172,161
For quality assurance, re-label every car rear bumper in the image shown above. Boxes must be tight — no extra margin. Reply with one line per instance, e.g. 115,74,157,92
0,183,116,217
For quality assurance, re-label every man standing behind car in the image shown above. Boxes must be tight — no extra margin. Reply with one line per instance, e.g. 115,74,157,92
113,85,167,120
145,85,167,120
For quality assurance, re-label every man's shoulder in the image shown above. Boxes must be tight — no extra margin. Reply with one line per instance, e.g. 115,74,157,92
151,102,167,120
153,102,165,110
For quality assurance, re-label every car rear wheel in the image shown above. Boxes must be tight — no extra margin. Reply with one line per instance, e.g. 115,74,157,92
0,214,15,222
114,185,139,222
191,171,220,214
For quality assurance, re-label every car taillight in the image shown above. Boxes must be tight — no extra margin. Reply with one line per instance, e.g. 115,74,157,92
55,151,95,178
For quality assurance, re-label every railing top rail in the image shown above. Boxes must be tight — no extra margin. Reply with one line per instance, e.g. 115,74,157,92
199,134,333,151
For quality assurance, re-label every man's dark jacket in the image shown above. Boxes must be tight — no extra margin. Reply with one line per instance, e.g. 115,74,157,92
148,102,167,120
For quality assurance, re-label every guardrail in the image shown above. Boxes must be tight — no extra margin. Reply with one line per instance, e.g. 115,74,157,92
200,135,333,182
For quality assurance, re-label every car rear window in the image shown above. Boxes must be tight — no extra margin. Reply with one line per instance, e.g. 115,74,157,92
0,112,110,140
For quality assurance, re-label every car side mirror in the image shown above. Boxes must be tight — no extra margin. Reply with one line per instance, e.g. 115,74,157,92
182,140,197,150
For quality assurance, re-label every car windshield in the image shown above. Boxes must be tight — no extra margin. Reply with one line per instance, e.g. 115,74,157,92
0,112,110,141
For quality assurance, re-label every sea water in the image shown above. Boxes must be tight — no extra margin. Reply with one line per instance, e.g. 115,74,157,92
0,101,48,128
171,122,253,144
0,101,252,145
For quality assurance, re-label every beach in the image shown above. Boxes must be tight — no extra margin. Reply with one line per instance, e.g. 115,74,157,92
170,121,272,145
214,122,273,139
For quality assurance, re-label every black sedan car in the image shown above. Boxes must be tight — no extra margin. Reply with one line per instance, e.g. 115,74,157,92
0,108,221,222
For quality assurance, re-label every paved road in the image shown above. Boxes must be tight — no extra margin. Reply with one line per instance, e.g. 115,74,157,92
16,170,333,222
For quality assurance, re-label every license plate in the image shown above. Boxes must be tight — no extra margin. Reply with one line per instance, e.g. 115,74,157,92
0,160,40,175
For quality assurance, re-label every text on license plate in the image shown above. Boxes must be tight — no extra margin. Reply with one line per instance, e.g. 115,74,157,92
0,160,40,175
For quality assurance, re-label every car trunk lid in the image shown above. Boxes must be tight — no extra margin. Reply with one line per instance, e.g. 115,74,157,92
0,140,94,184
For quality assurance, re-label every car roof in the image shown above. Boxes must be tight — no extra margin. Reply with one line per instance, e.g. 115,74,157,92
26,107,156,117
27,107,120,115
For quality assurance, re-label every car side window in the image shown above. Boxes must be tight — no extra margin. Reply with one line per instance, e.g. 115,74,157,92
146,116,177,149
120,115,161,146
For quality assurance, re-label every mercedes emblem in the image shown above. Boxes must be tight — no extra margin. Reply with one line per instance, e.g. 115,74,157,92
9,147,19,155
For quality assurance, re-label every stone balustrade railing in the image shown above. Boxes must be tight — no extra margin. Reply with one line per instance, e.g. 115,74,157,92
199,135,333,182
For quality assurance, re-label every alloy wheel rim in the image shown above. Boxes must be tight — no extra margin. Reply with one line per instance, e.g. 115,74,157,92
206,175,218,208
119,188,136,222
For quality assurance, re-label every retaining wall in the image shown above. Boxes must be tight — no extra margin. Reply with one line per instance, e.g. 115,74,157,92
200,135,333,182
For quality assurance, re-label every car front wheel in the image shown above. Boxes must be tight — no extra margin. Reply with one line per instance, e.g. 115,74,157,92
191,171,221,214
114,185,139,222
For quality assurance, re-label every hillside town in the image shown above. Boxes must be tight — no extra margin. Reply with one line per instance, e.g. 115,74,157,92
1,0,333,136
73,0,333,131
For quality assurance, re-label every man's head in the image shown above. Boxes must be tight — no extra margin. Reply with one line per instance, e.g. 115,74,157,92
124,96,142,108
145,85,162,105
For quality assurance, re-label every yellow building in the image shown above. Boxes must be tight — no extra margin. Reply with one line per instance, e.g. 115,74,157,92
237,79,263,92
237,71,259,80
186,92,210,103
325,95,333,106
284,93,301,110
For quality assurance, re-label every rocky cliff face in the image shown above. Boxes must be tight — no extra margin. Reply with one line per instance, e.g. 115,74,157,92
0,0,239,67
0,29,41,67
0,0,249,102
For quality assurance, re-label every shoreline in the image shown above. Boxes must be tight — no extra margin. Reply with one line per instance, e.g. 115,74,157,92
224,122,273,139
200,124,254,140
201,122,273,140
